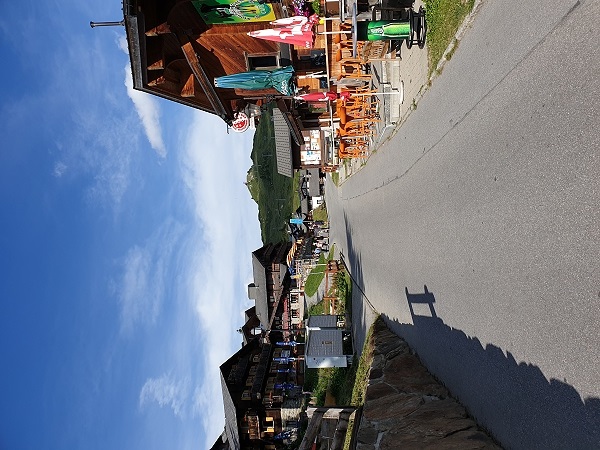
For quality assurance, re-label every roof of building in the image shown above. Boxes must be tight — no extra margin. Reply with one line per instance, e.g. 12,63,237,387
218,339,261,442
307,314,338,329
248,242,291,329
273,108,294,178
220,370,240,450
209,431,231,450
300,196,310,216
306,328,343,358
249,252,269,329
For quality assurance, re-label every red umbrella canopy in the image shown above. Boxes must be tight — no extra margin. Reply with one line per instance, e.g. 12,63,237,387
294,91,338,102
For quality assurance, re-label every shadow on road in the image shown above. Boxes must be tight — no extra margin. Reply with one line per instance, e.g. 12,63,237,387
334,209,599,447
339,211,378,358
380,286,600,449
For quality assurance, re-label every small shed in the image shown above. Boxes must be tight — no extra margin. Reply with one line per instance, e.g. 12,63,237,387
305,315,352,368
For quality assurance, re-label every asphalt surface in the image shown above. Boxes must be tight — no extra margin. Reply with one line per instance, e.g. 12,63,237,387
326,0,600,448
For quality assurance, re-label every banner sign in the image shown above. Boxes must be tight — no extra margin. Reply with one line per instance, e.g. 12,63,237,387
356,20,412,41
192,0,275,24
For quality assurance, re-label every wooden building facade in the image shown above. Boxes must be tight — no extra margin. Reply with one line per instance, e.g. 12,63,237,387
123,0,363,170
123,0,292,125
212,314,305,449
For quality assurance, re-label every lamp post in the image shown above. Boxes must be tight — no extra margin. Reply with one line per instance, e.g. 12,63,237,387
90,20,125,28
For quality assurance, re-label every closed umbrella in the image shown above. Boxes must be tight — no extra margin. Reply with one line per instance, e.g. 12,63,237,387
248,26,314,47
270,16,310,27
248,14,319,48
214,66,295,95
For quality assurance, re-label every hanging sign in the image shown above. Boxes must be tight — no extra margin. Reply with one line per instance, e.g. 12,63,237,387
231,112,250,133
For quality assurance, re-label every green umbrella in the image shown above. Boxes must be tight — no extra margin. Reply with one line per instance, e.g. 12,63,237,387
214,66,295,96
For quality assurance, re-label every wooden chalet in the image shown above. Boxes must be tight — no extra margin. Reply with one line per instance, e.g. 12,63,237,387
212,320,305,449
248,242,295,340
123,0,296,125
122,0,386,169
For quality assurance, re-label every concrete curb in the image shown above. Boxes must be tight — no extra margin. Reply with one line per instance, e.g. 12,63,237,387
389,0,486,139
432,0,485,77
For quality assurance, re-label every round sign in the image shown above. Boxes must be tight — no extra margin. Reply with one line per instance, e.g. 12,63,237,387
231,112,250,133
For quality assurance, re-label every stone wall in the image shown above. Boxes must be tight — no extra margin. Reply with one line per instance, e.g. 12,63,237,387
356,317,501,449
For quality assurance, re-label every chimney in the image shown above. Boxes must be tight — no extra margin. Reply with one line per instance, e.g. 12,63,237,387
248,283,258,300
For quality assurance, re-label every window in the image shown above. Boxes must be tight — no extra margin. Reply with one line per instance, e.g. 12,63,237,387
246,53,280,71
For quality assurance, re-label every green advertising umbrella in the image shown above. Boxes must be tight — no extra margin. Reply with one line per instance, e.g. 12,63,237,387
214,66,295,96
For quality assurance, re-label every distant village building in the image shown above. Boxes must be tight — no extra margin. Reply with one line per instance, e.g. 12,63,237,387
211,336,304,449
248,242,292,339
212,242,306,449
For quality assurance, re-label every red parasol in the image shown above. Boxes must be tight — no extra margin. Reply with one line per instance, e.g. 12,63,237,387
294,91,338,102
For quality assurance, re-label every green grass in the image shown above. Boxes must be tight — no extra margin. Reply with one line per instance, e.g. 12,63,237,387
248,104,295,244
425,0,475,76
303,246,335,297
311,203,328,223
349,320,375,406
305,363,357,407
308,301,325,316
303,254,327,297
334,271,351,317
331,172,340,186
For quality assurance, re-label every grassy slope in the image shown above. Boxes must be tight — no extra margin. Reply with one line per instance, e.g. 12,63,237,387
425,0,475,75
248,105,295,244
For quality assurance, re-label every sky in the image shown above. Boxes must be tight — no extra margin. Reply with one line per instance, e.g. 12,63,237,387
0,1,263,449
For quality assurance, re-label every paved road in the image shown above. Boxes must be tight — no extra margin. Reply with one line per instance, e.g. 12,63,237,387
326,0,600,448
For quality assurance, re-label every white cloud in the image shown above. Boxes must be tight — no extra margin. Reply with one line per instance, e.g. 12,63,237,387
119,36,167,158
116,218,184,334
177,111,262,444
139,373,190,418
118,245,156,333
53,161,68,177
0,26,142,214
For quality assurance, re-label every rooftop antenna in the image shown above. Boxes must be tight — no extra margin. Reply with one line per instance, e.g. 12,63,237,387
90,20,125,28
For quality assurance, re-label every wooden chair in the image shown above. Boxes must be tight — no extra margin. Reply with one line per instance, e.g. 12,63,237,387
338,140,370,159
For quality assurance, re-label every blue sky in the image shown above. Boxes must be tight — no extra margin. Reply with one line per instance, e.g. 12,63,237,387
0,1,262,449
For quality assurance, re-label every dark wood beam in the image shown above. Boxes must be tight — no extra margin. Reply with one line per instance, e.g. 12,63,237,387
145,22,171,36
181,74,195,98
181,39,233,124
